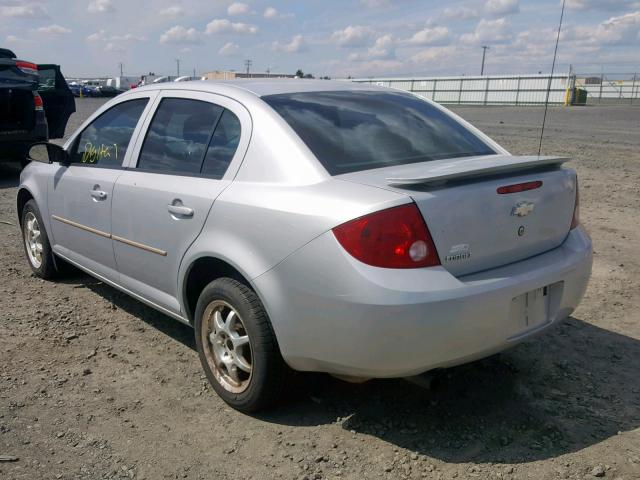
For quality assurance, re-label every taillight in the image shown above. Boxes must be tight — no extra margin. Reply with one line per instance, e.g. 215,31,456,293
332,204,440,268
33,92,44,111
497,181,543,194
16,60,38,76
570,181,580,229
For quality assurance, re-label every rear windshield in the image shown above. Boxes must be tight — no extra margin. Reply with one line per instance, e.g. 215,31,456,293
263,90,495,175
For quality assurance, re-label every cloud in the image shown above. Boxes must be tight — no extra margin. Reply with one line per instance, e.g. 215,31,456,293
87,30,146,51
87,0,115,13
405,26,450,46
159,25,202,44
36,24,71,36
159,6,184,17
565,0,637,11
485,0,519,15
263,6,294,19
349,33,395,61
0,4,48,18
227,2,250,16
570,11,640,45
409,46,456,65
5,34,31,44
360,0,391,7
331,25,375,47
104,42,125,53
218,42,239,56
460,17,512,44
205,19,258,34
272,34,307,53
348,59,404,77
442,6,478,20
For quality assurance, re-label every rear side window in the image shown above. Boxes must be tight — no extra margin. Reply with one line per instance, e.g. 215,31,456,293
263,90,496,175
71,98,148,168
136,98,241,178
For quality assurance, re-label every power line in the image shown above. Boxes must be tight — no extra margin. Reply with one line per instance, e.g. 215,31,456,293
538,0,566,157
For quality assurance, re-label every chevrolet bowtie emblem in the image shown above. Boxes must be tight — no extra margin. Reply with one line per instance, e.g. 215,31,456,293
511,201,535,217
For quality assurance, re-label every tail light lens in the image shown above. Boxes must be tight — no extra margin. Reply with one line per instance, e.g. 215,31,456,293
570,181,580,229
33,92,44,111
16,60,38,75
497,180,543,194
332,204,440,268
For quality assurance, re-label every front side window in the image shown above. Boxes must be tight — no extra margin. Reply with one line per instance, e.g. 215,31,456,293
263,90,496,175
71,98,149,168
136,98,223,175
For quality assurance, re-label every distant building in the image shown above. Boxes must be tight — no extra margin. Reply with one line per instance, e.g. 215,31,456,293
203,71,296,80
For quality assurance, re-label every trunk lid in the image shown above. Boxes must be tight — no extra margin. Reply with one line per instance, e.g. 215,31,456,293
337,155,577,276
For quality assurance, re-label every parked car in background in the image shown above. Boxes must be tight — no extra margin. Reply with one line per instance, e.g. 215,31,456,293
175,76,202,82
96,85,123,97
17,80,591,412
1,48,75,165
69,83,95,97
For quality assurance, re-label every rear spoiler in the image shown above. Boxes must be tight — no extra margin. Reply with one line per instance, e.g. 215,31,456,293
386,155,570,187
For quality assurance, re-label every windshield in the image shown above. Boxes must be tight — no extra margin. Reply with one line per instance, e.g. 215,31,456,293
263,90,496,175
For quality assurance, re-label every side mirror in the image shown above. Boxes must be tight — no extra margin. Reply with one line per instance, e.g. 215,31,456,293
27,142,69,165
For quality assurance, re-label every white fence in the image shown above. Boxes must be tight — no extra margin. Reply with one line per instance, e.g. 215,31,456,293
575,74,639,104
349,74,571,106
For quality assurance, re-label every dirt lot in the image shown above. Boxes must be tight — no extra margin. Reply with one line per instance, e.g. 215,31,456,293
1,99,639,480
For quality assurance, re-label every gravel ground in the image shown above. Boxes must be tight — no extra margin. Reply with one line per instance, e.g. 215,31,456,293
1,99,639,480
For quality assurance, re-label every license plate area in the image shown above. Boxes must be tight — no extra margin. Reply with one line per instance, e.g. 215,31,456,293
510,285,551,334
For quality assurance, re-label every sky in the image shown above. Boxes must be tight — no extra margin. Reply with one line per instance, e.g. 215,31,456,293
1,0,639,79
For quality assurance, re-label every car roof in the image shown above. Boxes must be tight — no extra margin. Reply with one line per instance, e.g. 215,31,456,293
133,79,386,98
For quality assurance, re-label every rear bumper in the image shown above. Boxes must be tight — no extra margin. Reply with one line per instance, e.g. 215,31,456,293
253,226,592,378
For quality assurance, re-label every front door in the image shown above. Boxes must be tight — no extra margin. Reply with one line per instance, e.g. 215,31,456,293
112,91,248,315
48,97,151,281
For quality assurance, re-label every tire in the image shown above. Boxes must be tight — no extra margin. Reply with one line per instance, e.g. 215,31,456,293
194,277,288,412
21,199,58,279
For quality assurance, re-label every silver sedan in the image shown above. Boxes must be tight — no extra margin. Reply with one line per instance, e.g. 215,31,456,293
17,80,592,411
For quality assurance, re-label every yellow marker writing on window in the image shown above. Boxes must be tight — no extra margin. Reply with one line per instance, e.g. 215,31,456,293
81,143,118,164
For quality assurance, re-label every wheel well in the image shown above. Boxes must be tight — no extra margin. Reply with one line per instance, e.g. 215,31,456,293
183,257,249,324
16,188,34,226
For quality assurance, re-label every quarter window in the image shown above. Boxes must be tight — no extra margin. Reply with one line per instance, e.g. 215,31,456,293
71,98,148,168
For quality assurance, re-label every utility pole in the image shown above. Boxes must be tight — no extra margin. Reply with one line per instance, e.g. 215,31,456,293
244,59,252,77
193,67,196,78
118,62,123,77
480,46,489,76
176,59,180,77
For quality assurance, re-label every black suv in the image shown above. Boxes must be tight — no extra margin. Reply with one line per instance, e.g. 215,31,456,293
0,48,75,166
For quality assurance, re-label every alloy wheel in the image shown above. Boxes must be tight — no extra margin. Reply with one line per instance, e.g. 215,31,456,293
24,212,43,269
201,300,253,394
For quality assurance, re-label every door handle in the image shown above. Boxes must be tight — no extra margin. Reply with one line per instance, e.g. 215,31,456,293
90,189,108,201
167,204,194,217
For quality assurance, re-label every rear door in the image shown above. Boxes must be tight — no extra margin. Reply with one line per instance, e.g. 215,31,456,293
48,93,155,281
37,64,75,138
111,90,250,315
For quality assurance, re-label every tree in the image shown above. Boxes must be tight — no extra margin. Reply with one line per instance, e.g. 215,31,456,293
295,69,304,78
